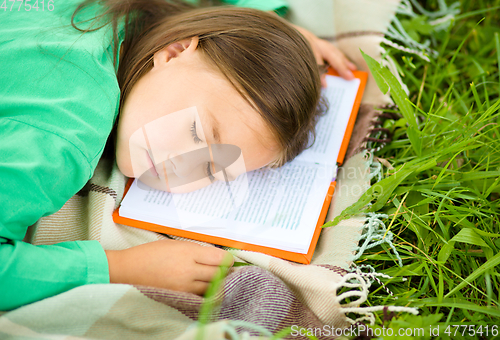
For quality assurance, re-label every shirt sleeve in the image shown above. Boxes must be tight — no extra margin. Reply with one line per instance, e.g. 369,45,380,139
0,119,110,311
220,0,288,16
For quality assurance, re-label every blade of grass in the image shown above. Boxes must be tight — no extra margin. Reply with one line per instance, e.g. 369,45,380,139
412,298,500,317
454,5,500,20
496,32,500,98
470,82,484,112
445,251,500,298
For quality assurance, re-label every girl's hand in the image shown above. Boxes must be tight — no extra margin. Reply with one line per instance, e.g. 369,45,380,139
291,23,357,86
105,239,234,295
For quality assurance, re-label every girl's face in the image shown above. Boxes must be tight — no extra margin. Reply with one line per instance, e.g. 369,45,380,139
115,37,279,193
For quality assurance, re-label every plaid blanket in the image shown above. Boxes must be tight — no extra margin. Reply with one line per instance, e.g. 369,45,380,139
2,151,372,340
0,1,421,339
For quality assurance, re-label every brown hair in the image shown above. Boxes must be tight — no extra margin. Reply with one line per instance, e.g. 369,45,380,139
72,0,325,167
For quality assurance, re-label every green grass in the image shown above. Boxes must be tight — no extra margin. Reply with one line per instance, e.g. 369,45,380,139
342,0,500,338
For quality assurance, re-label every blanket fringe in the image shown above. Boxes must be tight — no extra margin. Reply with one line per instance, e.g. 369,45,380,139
335,271,418,326
349,152,403,268
352,152,403,267
343,305,419,325
351,263,406,298
333,152,418,326
353,212,403,267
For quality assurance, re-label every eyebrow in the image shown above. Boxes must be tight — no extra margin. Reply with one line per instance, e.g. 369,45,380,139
205,108,242,181
205,108,221,144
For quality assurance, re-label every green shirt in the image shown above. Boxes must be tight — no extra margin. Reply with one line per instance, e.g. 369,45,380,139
0,0,288,311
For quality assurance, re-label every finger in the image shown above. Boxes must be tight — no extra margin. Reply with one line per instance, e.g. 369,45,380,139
313,49,324,66
338,52,357,71
220,251,234,267
347,60,357,71
193,263,222,282
190,280,210,296
317,42,355,81
337,65,355,80
194,247,233,267
326,54,355,80
320,74,328,88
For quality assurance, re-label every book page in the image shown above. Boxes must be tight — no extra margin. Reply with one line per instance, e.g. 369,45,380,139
119,161,336,253
120,174,248,229
295,75,360,165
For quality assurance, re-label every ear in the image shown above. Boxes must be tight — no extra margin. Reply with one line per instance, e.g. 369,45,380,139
153,36,199,67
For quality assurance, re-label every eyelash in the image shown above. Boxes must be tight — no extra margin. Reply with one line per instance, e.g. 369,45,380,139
190,121,203,144
206,162,215,182
191,121,214,182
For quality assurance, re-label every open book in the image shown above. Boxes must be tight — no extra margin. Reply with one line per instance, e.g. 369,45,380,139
113,70,367,264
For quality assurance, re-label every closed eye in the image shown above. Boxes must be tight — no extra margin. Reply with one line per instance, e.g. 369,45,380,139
206,162,215,182
190,121,203,144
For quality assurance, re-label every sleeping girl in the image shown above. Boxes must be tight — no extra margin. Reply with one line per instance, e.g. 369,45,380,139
0,0,356,310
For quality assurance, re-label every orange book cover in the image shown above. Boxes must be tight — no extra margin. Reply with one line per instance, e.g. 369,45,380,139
113,70,367,264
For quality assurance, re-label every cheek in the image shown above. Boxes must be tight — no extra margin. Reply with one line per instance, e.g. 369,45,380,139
169,174,213,194
116,155,133,177
125,127,153,178
117,104,208,183
164,159,211,188
142,108,199,163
